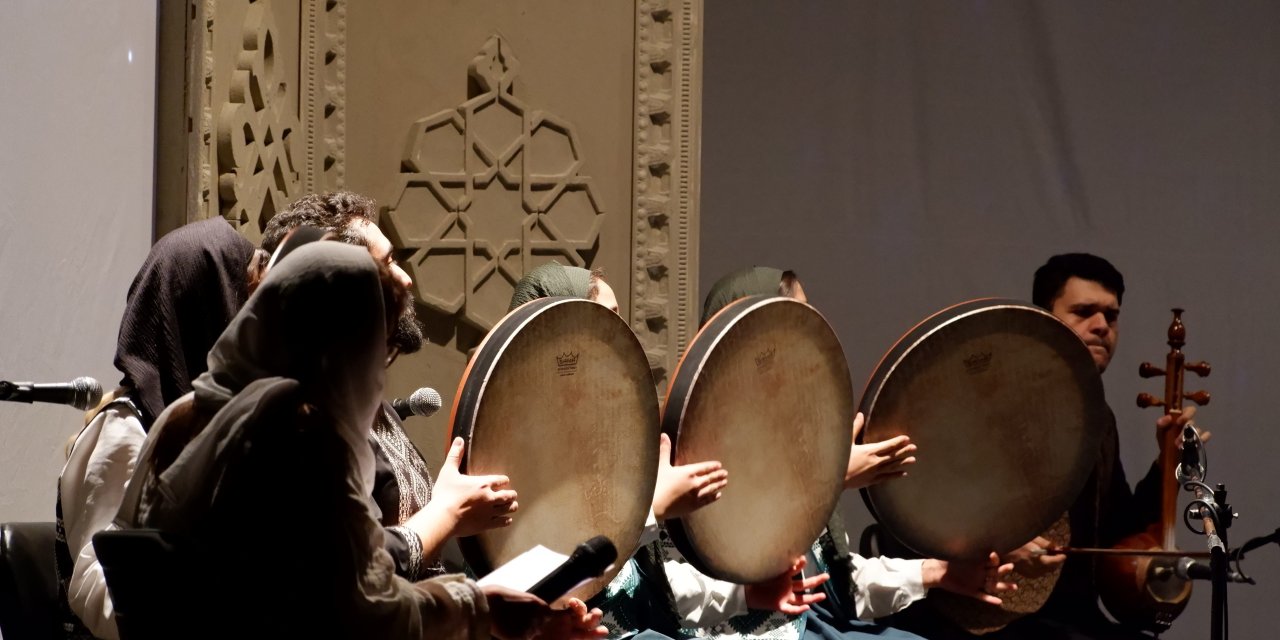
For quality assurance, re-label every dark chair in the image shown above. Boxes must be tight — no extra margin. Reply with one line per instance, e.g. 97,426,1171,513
0,522,60,640
93,529,190,640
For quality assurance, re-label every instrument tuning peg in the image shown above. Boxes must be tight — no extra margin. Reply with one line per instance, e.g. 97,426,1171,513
1186,361,1211,377
1138,362,1166,378
1184,390,1211,406
1137,393,1165,409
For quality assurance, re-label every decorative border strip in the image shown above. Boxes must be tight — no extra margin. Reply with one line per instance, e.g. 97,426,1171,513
633,0,702,390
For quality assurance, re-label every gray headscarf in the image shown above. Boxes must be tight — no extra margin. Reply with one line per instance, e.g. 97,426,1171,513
699,266,785,326
145,241,388,529
507,261,593,311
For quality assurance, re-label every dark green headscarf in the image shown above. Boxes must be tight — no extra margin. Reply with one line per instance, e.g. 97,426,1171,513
699,266,785,326
508,261,593,311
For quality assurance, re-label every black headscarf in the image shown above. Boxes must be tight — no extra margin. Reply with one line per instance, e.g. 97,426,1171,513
699,266,784,326
113,218,255,426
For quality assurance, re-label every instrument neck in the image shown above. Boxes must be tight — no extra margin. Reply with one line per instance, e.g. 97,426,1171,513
1158,349,1185,548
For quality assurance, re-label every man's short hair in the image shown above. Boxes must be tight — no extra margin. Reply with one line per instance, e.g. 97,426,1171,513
1032,253,1125,310
260,192,379,255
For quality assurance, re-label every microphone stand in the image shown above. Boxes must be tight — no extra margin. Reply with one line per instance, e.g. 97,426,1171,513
1178,425,1234,640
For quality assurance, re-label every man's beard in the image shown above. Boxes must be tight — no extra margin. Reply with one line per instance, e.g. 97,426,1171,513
392,295,426,355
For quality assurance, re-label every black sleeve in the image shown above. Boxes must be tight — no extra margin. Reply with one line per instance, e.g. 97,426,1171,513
1096,410,1163,547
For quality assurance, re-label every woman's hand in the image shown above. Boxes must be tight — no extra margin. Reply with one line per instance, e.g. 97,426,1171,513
744,556,829,615
921,553,1017,606
845,412,917,490
483,588,607,640
652,433,729,520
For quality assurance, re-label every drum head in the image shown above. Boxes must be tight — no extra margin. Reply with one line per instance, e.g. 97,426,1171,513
451,297,659,601
859,299,1104,560
663,296,853,583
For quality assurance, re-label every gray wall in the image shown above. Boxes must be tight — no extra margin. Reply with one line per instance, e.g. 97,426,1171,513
0,1,155,520
700,2,1279,638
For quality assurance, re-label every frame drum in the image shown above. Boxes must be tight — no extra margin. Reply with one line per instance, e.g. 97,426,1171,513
663,296,853,583
859,299,1105,560
450,297,659,601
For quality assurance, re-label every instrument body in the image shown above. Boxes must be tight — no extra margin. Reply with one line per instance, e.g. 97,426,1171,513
1097,309,1209,632
450,297,659,601
662,296,853,583
859,299,1105,561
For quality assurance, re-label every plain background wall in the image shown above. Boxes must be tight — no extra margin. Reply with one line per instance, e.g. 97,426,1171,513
700,2,1278,638
0,2,156,521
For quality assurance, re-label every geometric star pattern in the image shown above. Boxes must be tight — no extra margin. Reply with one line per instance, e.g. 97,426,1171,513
383,35,604,334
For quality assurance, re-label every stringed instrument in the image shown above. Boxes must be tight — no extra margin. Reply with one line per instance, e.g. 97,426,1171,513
1097,308,1210,633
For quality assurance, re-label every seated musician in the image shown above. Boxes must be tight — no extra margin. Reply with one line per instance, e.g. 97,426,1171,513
126,241,605,638
56,218,255,639
886,253,1195,640
650,266,1013,640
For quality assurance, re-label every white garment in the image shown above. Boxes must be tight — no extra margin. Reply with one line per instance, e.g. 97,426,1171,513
59,404,145,640
664,529,927,630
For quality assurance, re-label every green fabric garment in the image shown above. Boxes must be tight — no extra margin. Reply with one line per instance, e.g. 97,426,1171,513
699,266,784,326
507,261,593,311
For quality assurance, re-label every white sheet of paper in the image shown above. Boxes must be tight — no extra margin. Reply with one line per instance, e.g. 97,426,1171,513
476,545,569,592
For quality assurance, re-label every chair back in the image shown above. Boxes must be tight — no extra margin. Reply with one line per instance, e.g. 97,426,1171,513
0,522,60,640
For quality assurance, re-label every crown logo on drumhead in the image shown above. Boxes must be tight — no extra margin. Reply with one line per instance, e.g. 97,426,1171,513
963,351,993,374
754,346,776,371
557,351,580,376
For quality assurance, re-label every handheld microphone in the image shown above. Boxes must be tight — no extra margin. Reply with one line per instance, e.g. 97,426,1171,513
0,377,103,411
391,387,442,420
527,535,618,604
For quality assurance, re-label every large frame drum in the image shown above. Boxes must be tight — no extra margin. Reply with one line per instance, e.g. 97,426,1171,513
450,297,660,601
859,299,1105,560
662,296,853,583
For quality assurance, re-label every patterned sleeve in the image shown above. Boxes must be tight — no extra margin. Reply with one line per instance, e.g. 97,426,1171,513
386,524,425,579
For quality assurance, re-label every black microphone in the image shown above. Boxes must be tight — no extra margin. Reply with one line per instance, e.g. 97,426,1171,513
1176,423,1201,482
1154,557,1252,584
527,535,618,604
390,387,442,420
0,377,103,411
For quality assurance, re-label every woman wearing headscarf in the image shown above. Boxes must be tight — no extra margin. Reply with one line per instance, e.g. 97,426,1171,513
128,242,603,639
55,218,255,639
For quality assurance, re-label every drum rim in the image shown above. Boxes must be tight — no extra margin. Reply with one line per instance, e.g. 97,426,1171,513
857,297,1103,558
662,295,853,581
661,295,782,441
449,296,579,461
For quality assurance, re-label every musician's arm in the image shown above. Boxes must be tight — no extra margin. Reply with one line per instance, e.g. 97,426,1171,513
1097,413,1162,546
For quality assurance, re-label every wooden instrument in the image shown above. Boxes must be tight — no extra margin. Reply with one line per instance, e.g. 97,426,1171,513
1097,308,1209,633
450,297,660,601
662,296,853,583
859,299,1105,560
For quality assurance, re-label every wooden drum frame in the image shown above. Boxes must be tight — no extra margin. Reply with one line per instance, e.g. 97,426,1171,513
450,297,660,601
